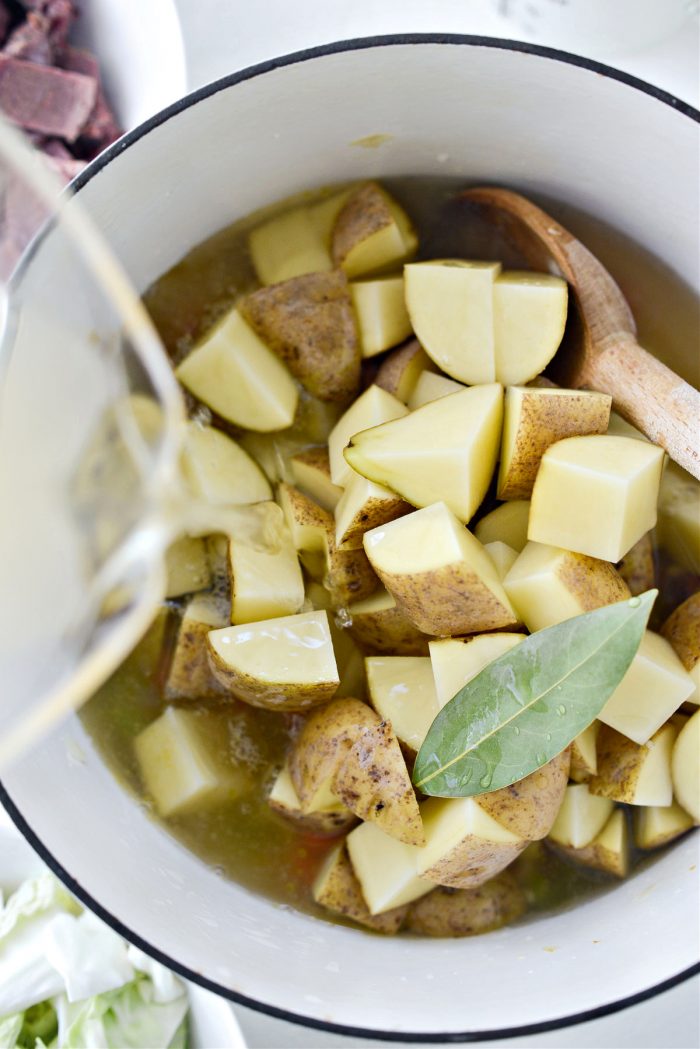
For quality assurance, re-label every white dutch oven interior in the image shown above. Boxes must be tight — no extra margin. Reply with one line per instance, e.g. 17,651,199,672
2,39,699,1040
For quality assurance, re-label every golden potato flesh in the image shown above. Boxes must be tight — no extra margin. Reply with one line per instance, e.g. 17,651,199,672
208,610,339,712
374,338,432,404
528,435,665,563
474,500,530,552
589,722,677,807
570,722,600,782
181,422,272,506
350,275,412,358
328,383,408,487
365,656,440,755
347,588,432,656
240,270,360,403
334,471,411,550
405,871,526,937
635,800,695,850
548,783,614,849
418,796,526,889
344,383,503,524
407,371,464,410
248,203,332,285
671,709,700,822
313,843,407,933
429,633,524,710
346,820,433,914
661,591,700,705
227,502,305,625
290,447,343,512
497,386,611,500
164,536,212,598
483,541,518,581
476,749,571,841
363,502,519,636
503,541,630,633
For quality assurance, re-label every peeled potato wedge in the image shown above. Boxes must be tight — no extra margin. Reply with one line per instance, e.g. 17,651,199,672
405,871,526,937
671,709,700,822
589,722,678,807
241,270,360,403
345,384,503,524
363,502,519,637
313,843,407,933
208,610,339,712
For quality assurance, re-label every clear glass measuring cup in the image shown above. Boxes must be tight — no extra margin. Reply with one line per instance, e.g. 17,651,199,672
0,117,185,769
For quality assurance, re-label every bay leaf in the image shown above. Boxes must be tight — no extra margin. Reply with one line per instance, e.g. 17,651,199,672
413,591,656,797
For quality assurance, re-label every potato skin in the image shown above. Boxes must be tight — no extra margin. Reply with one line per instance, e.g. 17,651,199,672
617,533,656,596
336,491,412,551
241,271,360,402
208,646,338,713
313,844,407,933
661,590,700,677
332,182,393,267
348,600,432,656
477,748,571,841
374,338,430,402
268,794,356,837
406,871,526,937
289,698,377,808
422,837,527,890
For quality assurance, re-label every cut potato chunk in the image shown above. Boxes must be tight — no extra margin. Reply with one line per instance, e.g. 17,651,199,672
351,276,412,358
345,384,503,523
548,783,614,849
484,541,518,580
332,182,418,278
164,536,212,598
363,503,519,636
503,541,630,633
497,386,611,500
289,698,422,843
328,383,408,487
333,719,424,846
164,592,229,701
404,260,500,384
528,435,665,562
661,591,700,704
241,271,360,403
617,533,656,597
238,432,310,485
656,463,700,574
375,338,433,404
405,872,526,937
181,422,272,506
268,764,355,837
290,447,343,512
175,308,298,432
607,411,648,441
492,271,568,385
334,472,411,549
293,393,345,443
477,749,570,841
598,630,695,744
290,697,375,811
134,708,246,818
346,821,433,914
418,796,526,889
570,722,600,783
313,844,407,933
407,371,465,410
552,809,629,878
590,723,677,806
671,710,700,822
429,633,524,710
474,501,530,552
249,204,332,285
347,588,432,656
227,502,304,624
365,656,440,754
208,610,339,711
635,800,695,850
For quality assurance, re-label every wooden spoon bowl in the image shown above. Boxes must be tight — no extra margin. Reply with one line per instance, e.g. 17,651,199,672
461,187,700,480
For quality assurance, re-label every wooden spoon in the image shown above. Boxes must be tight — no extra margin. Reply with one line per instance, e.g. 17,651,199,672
461,186,700,480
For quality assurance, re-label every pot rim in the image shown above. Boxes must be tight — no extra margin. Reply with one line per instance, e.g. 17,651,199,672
3,33,699,1043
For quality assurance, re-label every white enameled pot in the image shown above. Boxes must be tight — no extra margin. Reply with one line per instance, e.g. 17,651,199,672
1,36,699,1042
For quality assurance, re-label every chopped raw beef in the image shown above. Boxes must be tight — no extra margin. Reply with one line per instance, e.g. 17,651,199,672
0,55,97,140
4,12,53,64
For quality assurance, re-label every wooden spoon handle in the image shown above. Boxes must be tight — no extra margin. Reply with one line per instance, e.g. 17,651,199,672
579,335,700,479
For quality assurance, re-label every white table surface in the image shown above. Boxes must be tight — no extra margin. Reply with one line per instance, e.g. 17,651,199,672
168,3,699,1045
4,4,699,1047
